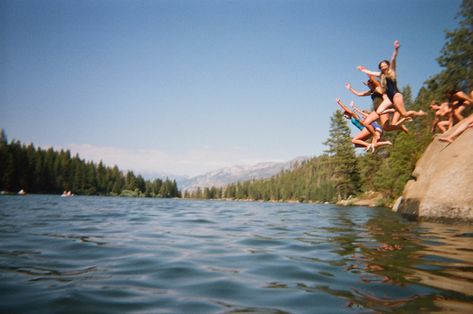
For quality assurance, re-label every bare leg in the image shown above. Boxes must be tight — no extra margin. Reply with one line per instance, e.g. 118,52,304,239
359,111,379,139
371,129,392,149
439,114,473,142
352,129,371,148
399,124,409,133
375,95,393,116
393,116,409,126
391,93,426,125
380,112,409,133
374,140,392,148
378,108,395,115
394,110,409,133
453,105,466,122
379,114,389,129
456,91,473,103
437,120,450,133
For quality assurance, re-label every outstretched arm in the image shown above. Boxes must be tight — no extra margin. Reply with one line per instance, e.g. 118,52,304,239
336,98,355,117
357,65,381,77
455,91,473,104
367,75,382,88
391,40,400,72
350,101,368,118
345,83,371,97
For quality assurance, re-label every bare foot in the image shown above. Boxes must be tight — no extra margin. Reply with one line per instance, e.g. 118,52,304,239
365,144,375,153
393,117,407,126
439,137,453,143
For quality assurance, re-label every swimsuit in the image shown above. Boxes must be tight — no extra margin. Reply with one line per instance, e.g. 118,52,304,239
371,91,383,111
383,75,400,101
351,117,383,134
371,91,383,100
350,117,364,131
372,121,383,134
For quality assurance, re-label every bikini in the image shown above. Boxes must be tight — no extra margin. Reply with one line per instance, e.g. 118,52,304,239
372,121,383,134
350,117,383,134
371,91,383,111
350,117,364,131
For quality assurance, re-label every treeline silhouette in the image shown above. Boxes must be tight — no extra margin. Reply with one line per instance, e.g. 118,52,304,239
0,130,180,197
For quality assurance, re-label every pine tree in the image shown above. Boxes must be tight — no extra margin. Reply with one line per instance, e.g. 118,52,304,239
136,175,146,193
427,0,473,92
0,131,181,197
0,130,7,146
324,110,359,200
1,151,15,191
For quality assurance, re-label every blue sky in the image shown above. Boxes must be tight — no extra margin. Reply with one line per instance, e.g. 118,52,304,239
1,0,461,177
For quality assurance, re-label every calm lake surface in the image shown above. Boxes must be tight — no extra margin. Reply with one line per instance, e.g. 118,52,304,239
1,195,472,313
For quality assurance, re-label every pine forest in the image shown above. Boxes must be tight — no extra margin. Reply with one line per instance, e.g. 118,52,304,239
0,130,180,198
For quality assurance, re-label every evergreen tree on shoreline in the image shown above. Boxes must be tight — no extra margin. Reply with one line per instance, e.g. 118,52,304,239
324,110,360,201
0,130,180,198
427,0,473,94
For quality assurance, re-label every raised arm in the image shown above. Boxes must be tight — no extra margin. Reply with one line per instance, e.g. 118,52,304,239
336,98,355,117
357,65,381,77
345,83,371,97
391,40,400,72
349,101,368,118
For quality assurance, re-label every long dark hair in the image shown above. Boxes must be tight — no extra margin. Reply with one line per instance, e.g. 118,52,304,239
378,59,390,70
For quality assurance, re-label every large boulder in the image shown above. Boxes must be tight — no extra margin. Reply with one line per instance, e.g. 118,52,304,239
393,123,473,220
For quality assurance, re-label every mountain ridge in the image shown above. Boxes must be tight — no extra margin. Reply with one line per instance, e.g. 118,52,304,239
178,156,308,191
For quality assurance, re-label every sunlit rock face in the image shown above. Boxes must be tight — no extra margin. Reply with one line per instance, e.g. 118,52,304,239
394,122,473,220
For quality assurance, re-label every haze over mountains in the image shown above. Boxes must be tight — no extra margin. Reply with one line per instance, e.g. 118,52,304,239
178,156,308,192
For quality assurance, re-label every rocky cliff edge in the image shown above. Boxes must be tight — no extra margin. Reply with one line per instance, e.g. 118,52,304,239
393,123,473,220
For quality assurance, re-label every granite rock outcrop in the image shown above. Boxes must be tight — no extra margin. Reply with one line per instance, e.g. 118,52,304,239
393,124,473,220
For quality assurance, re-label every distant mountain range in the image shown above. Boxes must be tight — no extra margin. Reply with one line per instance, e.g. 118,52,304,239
178,156,308,191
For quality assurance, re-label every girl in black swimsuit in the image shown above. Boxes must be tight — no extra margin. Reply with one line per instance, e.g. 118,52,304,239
357,40,426,126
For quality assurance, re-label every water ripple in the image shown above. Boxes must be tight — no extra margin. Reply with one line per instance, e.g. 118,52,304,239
1,195,472,313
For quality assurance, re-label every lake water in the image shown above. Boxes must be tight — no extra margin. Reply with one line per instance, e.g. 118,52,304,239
0,195,472,313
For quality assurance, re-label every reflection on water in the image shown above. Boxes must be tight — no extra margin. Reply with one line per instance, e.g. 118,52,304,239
0,195,472,313
324,208,473,313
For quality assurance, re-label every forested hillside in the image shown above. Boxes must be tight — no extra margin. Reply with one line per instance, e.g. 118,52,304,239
0,130,180,197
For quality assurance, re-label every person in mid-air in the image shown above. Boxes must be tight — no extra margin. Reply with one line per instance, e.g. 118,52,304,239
357,40,426,126
346,75,408,133
336,98,392,151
